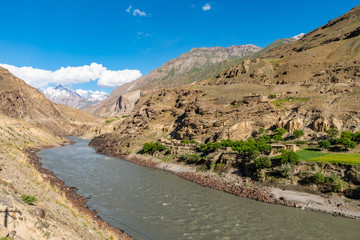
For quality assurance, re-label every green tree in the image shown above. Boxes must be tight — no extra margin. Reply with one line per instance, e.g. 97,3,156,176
293,129,304,139
353,132,360,143
341,138,356,150
326,128,339,140
272,135,283,142
274,128,287,136
280,150,299,164
319,140,331,149
340,131,354,141
255,156,271,169
258,134,271,143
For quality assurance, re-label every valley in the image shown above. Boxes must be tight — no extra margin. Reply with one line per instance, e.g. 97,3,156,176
1,3,360,240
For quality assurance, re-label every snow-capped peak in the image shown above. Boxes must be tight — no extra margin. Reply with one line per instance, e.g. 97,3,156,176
292,33,305,40
41,84,109,109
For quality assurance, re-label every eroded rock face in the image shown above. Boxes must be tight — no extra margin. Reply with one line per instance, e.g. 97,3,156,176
210,58,274,85
313,118,330,132
114,90,142,116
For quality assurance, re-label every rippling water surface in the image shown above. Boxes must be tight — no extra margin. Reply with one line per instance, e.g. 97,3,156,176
37,137,360,240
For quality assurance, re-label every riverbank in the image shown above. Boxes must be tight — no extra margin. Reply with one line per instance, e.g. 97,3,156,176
25,145,133,240
96,150,360,220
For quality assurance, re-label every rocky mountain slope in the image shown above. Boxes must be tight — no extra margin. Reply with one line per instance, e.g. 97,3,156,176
91,5,360,162
0,67,129,239
0,67,98,135
42,84,108,109
85,44,262,117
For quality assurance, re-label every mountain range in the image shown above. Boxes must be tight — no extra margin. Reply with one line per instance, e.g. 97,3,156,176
42,84,108,109
85,34,304,117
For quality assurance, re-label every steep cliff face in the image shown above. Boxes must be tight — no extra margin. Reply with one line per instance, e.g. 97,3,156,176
85,44,262,117
0,67,98,135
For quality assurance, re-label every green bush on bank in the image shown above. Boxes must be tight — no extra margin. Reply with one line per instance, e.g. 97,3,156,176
313,172,326,184
21,194,37,205
179,153,206,164
143,142,167,155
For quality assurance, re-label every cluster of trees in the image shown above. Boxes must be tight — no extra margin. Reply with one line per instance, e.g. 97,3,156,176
196,137,272,158
260,127,304,143
319,128,360,150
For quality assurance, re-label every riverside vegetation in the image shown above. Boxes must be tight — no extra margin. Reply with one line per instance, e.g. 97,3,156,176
140,126,360,195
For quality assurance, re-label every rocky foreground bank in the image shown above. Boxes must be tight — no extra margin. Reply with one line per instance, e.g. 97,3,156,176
93,146,360,220
25,146,132,240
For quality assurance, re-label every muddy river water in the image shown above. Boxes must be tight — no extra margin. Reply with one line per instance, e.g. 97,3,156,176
37,137,360,240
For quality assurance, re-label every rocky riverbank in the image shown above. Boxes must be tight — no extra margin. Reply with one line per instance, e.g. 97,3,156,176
25,146,133,240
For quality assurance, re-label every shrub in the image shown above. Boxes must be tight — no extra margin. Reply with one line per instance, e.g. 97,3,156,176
179,153,205,164
313,172,326,184
293,130,304,139
255,156,271,169
258,127,265,134
143,142,167,154
268,94,277,99
329,174,346,192
279,163,292,178
274,128,287,136
319,140,331,149
21,194,37,205
280,150,299,164
326,128,339,140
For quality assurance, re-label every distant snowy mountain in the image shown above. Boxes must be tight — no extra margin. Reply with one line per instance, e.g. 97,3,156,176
41,84,109,109
292,33,305,40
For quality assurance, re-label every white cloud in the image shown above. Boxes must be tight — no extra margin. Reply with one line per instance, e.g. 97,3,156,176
0,63,142,88
133,9,147,17
137,32,152,38
202,3,211,11
126,5,132,13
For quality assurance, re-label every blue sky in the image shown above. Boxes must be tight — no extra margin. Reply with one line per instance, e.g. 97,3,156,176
0,0,358,93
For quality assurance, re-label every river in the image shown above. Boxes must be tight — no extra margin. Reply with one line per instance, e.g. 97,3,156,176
37,137,360,240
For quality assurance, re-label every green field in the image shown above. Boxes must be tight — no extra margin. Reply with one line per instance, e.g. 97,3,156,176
298,150,360,165
297,150,329,160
